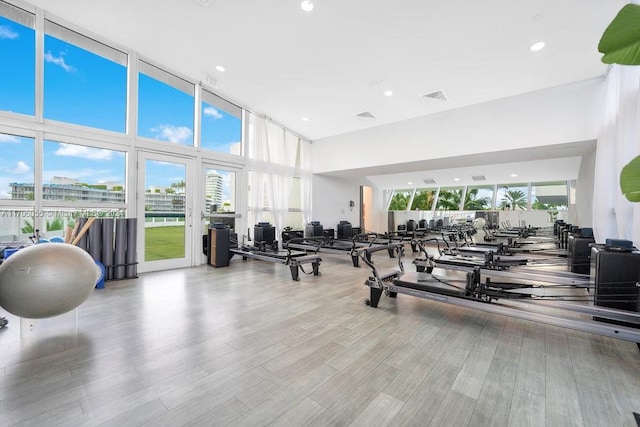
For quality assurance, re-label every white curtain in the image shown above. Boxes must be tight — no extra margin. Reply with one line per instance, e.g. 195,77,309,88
247,114,268,237
298,139,313,228
593,65,640,245
247,113,307,240
267,125,295,236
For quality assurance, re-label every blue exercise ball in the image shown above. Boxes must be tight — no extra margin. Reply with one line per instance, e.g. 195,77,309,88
0,243,100,318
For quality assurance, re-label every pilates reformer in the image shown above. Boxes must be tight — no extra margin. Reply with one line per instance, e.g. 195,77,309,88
437,224,573,261
283,233,393,267
409,236,581,283
229,238,322,281
359,244,640,346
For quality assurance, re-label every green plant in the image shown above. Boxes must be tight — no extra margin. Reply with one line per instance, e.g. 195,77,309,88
621,155,640,202
21,218,34,234
436,189,462,210
599,4,640,202
389,192,410,210
463,188,490,210
410,190,435,210
499,189,527,210
47,218,64,231
598,4,640,65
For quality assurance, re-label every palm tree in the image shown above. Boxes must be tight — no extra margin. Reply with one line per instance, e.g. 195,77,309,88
389,192,410,210
171,180,186,194
499,188,527,210
463,188,491,210
411,190,435,210
436,189,462,210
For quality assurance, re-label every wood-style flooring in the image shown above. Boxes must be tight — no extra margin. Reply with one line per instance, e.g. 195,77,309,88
1,249,639,426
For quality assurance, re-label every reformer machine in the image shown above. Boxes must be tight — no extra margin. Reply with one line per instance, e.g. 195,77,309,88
285,232,402,267
410,233,596,293
285,235,367,267
228,223,322,281
360,243,640,346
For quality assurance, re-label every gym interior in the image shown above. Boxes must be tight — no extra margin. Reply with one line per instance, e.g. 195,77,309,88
1,1,639,425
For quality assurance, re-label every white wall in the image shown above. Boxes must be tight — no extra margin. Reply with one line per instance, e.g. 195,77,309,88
573,150,596,227
312,79,604,174
312,175,362,232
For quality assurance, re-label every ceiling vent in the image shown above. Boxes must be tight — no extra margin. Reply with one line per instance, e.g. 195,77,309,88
471,175,487,182
354,111,376,120
423,178,436,184
419,90,447,105
194,0,215,6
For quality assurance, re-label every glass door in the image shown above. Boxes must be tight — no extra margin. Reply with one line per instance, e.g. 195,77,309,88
137,151,193,272
201,164,243,258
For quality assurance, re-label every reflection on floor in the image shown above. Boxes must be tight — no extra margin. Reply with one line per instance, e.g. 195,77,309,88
1,251,639,426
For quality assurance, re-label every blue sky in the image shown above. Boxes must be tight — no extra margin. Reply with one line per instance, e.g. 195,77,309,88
0,14,241,199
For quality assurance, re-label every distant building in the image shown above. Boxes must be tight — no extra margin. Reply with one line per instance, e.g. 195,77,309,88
144,191,185,213
205,171,223,212
205,171,236,213
10,182,125,204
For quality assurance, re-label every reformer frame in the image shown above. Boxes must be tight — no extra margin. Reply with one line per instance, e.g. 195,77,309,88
360,244,640,345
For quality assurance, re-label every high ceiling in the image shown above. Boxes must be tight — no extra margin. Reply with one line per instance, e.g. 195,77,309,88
23,0,625,185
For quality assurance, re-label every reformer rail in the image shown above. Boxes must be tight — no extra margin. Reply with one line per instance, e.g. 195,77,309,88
359,244,640,345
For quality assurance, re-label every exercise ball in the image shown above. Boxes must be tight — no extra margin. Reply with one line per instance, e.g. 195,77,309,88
0,243,100,318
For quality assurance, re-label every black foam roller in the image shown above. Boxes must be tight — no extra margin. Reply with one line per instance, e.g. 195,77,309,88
76,217,88,251
88,218,102,262
114,218,127,279
102,218,114,280
125,218,137,278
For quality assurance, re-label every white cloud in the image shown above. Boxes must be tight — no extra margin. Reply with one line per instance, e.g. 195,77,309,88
43,168,113,183
150,160,179,167
0,134,20,143
55,143,113,160
203,106,223,119
12,161,31,174
151,124,193,144
0,25,18,40
44,51,76,72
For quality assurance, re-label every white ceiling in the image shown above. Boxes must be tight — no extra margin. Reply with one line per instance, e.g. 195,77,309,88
23,0,623,185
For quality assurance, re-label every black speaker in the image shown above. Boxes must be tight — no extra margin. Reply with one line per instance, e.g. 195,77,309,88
305,221,323,237
254,222,276,245
337,221,352,239
591,245,640,326
567,235,595,275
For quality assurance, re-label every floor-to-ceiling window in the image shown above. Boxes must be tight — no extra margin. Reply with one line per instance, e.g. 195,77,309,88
0,2,35,116
138,60,195,146
44,20,127,132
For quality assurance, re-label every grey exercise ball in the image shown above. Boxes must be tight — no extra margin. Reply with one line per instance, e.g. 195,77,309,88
0,243,100,318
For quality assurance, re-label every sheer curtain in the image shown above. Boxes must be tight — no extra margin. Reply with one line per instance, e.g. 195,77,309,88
593,65,640,245
247,112,310,240
298,139,313,228
247,114,268,237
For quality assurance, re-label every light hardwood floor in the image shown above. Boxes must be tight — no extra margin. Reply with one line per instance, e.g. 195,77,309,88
1,249,639,426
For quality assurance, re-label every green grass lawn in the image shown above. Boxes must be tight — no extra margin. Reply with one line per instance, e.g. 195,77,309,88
145,226,185,261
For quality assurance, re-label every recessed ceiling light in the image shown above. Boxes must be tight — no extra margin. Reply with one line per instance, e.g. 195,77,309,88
529,41,545,51
454,178,460,182
301,1,314,11
384,90,393,97
215,65,225,72
302,117,309,121
510,173,518,177
408,181,412,185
